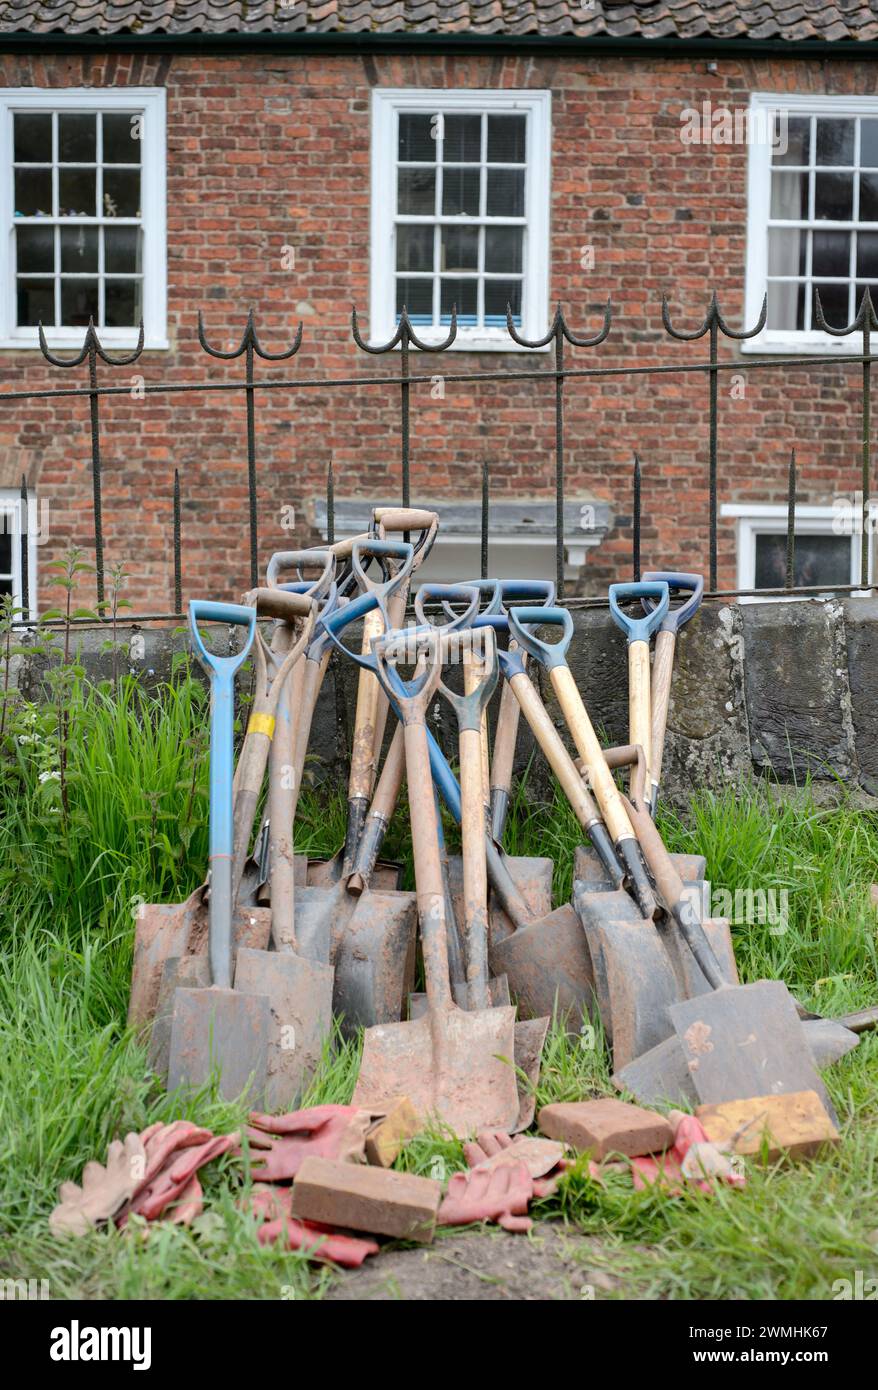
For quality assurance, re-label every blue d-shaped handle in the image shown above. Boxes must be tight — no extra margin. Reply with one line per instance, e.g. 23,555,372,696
499,579,556,609
188,600,257,677
641,571,704,635
608,582,670,644
506,606,573,672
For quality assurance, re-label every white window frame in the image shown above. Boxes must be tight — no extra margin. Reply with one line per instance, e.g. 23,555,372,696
0,87,167,350
722,502,874,597
745,91,878,355
370,88,551,352
0,489,38,619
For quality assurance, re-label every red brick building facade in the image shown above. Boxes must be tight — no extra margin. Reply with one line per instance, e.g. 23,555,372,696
0,3,876,609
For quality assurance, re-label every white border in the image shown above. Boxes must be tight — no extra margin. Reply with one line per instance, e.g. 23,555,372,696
0,87,167,350
745,91,878,356
370,88,551,351
0,488,38,618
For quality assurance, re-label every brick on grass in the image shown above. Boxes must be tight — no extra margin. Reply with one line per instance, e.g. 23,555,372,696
696,1090,839,1162
290,1155,442,1243
538,1098,674,1158
364,1097,421,1168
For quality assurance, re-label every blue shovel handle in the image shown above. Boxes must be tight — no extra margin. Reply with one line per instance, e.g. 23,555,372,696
506,605,573,672
351,538,414,599
499,579,556,609
416,583,482,631
435,578,504,620
608,581,670,644
640,571,704,635
188,599,257,988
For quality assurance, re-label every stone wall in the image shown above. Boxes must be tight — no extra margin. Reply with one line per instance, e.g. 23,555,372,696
10,596,878,807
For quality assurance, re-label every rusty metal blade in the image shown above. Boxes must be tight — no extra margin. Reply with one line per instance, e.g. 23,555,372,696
234,946,334,1110
353,1003,519,1137
489,902,596,1029
167,985,271,1104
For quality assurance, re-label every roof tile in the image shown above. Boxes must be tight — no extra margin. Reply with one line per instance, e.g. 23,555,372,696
0,0,875,40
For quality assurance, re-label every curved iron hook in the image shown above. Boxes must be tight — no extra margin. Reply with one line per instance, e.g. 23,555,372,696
38,316,145,368
506,298,613,350
351,303,458,354
661,291,767,342
197,306,303,361
814,285,878,337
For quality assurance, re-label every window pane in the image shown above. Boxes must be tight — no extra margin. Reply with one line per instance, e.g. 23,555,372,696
102,168,140,217
486,168,524,217
813,281,851,329
772,115,810,166
440,277,477,325
395,277,432,322
104,225,142,273
814,172,853,220
442,167,480,216
857,232,878,278
0,579,11,598
767,228,805,277
16,225,54,273
14,167,52,217
442,115,480,163
104,279,142,327
862,120,878,169
0,531,11,576
767,280,805,330
755,533,850,589
59,113,96,163
441,225,478,271
398,167,435,215
60,225,98,272
59,167,96,216
485,225,523,273
770,170,808,219
860,173,878,222
398,114,435,162
485,278,521,326
17,278,55,327
812,230,850,278
487,115,526,164
102,112,141,164
60,278,98,326
396,224,433,272
815,119,854,166
14,112,52,163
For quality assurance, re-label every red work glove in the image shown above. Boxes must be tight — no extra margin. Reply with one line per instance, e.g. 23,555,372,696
463,1129,572,1198
248,1184,378,1268
119,1133,238,1226
631,1112,746,1194
438,1160,535,1233
246,1105,371,1182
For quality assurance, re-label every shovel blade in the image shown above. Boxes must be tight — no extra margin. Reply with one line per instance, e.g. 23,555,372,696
128,892,271,1032
490,903,595,1030
512,1015,550,1132
594,913,686,1071
670,980,836,1118
234,947,334,1110
167,985,271,1104
149,953,209,1080
353,1005,520,1138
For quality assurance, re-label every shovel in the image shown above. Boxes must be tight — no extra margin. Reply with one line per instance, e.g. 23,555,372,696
639,571,704,814
234,601,335,1110
436,626,550,1129
353,627,520,1137
608,581,670,807
293,584,419,1033
507,605,656,919
167,601,272,1103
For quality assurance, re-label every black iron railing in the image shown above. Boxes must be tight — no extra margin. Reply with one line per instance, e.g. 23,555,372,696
3,286,876,623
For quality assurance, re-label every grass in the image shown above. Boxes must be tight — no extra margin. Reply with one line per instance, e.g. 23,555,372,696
1,673,877,1300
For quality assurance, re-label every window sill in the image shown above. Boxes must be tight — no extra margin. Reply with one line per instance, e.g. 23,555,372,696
740,333,870,355
369,332,551,354
0,333,169,352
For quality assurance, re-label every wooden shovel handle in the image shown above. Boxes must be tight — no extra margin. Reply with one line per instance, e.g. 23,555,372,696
402,701,454,1014
459,724,490,1008
463,646,491,815
268,625,303,950
507,670,602,832
374,507,439,533
490,661,523,807
628,639,652,785
549,665,635,846
650,628,676,804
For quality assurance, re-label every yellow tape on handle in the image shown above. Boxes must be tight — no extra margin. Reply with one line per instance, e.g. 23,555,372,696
247,712,276,740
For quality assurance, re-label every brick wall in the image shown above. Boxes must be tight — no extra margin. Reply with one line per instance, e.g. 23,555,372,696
0,48,873,607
